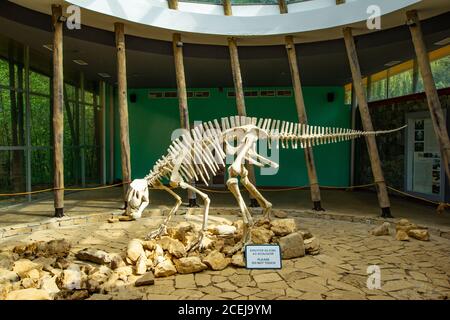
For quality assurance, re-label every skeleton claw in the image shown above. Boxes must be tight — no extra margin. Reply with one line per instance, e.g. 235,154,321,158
145,224,168,240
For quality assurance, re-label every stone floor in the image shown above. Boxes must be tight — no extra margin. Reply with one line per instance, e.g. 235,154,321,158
1,187,449,229
1,213,449,300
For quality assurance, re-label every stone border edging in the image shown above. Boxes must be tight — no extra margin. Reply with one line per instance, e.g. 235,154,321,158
1,207,449,240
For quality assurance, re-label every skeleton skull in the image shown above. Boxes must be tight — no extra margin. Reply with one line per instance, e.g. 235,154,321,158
125,179,150,219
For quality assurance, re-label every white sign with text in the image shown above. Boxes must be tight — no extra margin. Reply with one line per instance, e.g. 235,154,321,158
245,245,282,269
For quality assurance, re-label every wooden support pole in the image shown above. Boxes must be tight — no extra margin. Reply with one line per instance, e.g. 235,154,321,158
285,36,323,211
109,85,115,185
52,5,64,217
115,22,132,204
343,27,392,218
278,0,288,14
168,0,178,10
173,33,196,205
100,81,107,185
24,46,32,202
80,72,86,187
223,0,232,16
228,37,257,206
407,10,450,183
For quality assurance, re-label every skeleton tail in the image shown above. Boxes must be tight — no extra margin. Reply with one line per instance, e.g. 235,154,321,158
219,115,406,149
266,121,407,149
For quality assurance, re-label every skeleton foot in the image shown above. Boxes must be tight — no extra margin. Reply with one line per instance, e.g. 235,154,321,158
145,224,168,240
187,231,211,252
226,228,252,256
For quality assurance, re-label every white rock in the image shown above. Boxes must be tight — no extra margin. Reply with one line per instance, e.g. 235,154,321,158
251,227,274,244
127,239,145,263
6,288,51,300
174,257,208,274
0,268,19,283
12,259,42,279
76,248,111,265
278,232,305,259
154,260,177,278
370,222,390,236
56,265,84,290
135,254,148,275
114,266,133,282
209,225,237,236
270,219,297,236
202,250,230,271
304,236,320,255
157,236,186,258
40,276,60,296
231,253,246,268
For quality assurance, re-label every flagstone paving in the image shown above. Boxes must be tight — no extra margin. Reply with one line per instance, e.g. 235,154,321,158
1,214,449,300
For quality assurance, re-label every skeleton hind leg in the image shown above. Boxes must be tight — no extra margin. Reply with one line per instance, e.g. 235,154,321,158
226,169,253,255
240,165,273,220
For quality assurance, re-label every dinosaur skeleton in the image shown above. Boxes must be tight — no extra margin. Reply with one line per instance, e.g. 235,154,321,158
125,116,406,254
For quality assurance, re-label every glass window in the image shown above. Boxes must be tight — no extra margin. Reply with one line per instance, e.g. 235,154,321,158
388,69,413,98
0,88,12,146
31,149,52,188
30,71,50,95
0,58,9,86
85,91,94,105
30,95,50,146
369,78,387,101
0,150,26,193
431,55,450,90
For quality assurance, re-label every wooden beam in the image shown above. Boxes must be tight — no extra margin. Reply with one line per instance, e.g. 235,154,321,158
343,27,392,218
285,36,323,210
109,85,115,184
223,0,232,16
100,81,107,185
115,22,132,203
173,34,190,131
228,38,246,117
228,37,257,205
173,33,196,204
168,0,178,10
278,0,288,14
407,10,450,183
52,5,65,217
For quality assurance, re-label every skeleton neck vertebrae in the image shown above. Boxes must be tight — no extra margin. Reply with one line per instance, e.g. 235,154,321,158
126,116,406,253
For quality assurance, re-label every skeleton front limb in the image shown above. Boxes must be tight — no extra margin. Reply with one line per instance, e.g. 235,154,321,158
145,181,182,240
179,181,211,251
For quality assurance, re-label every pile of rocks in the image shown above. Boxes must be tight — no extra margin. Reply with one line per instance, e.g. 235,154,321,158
124,217,320,280
0,217,319,300
370,219,430,241
0,239,137,300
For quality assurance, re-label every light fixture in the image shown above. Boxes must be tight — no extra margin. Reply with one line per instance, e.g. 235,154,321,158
98,73,111,78
384,60,401,67
73,59,88,66
434,37,450,46
43,44,53,51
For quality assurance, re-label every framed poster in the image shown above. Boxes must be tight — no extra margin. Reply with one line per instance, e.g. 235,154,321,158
406,112,445,201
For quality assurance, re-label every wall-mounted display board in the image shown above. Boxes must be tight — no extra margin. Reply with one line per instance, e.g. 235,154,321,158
406,111,445,201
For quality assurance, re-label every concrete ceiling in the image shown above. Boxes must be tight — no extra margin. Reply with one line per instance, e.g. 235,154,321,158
0,1,449,90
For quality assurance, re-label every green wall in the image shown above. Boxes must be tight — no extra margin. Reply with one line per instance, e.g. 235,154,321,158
113,86,351,187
